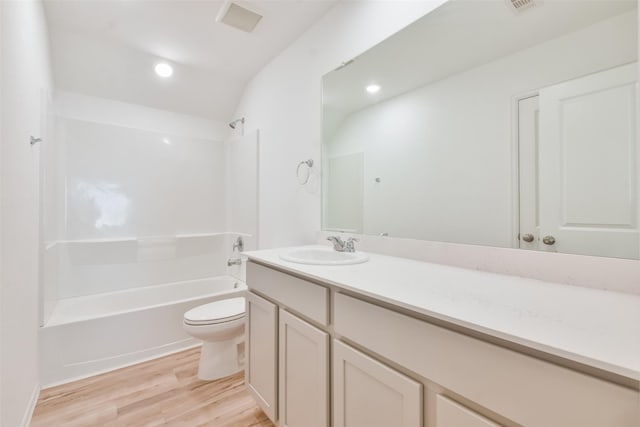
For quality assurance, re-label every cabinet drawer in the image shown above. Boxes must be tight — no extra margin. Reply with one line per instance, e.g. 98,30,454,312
436,395,501,427
247,261,329,326
334,293,639,427
333,340,422,427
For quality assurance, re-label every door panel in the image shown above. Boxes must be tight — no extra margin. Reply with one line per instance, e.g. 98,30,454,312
246,292,278,423
538,62,638,258
279,309,329,427
333,340,422,427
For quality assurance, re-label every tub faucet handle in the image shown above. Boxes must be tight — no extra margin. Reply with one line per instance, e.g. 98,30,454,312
233,236,244,252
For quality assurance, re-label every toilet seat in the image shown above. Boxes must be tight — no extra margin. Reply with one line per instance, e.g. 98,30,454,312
184,297,246,326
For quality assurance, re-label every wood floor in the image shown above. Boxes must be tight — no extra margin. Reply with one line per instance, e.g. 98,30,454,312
31,348,274,427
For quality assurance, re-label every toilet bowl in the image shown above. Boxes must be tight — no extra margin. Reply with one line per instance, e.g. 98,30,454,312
183,297,246,381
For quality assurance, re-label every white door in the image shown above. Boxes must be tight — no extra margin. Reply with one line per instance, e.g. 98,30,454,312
537,63,639,258
278,309,329,427
333,340,422,427
245,292,278,423
518,95,541,251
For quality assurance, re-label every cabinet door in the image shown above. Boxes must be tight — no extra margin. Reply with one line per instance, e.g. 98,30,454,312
279,309,329,427
333,340,422,427
246,292,278,422
436,395,502,427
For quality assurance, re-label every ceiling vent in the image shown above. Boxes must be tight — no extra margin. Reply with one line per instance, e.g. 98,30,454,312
506,0,535,13
216,1,262,33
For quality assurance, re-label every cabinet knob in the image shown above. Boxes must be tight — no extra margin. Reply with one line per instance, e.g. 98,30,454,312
542,235,556,246
521,233,534,243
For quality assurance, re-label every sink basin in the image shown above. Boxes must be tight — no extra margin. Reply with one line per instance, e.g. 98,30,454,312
279,247,369,265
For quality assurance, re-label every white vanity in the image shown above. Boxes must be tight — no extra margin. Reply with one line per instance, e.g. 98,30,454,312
244,246,640,427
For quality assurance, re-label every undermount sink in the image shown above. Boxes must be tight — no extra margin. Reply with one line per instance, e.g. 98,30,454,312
279,246,369,265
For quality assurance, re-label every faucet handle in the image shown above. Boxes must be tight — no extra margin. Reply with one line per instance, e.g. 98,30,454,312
344,237,359,252
233,236,244,252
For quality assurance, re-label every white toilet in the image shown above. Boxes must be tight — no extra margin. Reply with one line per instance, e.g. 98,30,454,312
183,297,246,381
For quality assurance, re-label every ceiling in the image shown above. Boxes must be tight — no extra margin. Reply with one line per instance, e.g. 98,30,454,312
323,0,637,136
44,0,337,121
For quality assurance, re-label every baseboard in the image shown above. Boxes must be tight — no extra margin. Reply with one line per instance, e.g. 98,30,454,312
20,383,40,427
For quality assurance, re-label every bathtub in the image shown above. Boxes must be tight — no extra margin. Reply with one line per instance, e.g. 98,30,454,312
40,276,246,387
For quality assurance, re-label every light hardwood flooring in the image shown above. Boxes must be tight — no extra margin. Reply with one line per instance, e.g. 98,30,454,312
31,347,274,427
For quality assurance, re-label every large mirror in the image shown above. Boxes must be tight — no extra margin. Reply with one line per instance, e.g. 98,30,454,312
322,0,639,259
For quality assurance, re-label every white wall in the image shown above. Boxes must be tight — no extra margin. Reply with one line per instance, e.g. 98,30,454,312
326,10,637,247
0,1,53,425
232,0,447,249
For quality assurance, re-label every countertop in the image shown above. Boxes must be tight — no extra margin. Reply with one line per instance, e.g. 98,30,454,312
244,245,640,384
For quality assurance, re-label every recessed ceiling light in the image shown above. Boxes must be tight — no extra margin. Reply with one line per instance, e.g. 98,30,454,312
366,84,381,94
162,137,171,145
155,62,173,78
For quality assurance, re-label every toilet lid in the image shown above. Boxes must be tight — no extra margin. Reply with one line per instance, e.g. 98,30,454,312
184,297,246,325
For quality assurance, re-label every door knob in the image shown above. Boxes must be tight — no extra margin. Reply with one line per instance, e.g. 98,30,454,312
542,235,556,245
521,233,534,243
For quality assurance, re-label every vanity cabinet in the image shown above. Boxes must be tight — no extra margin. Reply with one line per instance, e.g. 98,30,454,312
246,260,639,427
245,291,278,422
246,261,331,427
278,309,329,427
333,292,638,427
333,339,422,427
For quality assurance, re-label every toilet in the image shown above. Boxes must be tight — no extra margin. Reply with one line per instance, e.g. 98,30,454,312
183,297,246,381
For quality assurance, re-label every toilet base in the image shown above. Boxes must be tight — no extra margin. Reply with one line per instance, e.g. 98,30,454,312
198,336,245,381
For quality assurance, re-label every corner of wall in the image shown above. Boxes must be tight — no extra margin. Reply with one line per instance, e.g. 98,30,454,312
19,384,40,427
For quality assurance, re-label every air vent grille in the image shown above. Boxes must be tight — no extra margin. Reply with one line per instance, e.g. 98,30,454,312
508,0,535,12
217,2,262,33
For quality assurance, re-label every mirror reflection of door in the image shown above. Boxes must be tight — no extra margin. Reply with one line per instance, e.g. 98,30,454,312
519,63,639,258
518,95,541,251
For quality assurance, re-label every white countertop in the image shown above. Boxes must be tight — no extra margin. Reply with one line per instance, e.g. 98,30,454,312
245,245,640,383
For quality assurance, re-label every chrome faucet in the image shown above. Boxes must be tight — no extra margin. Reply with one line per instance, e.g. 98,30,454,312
327,236,358,253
